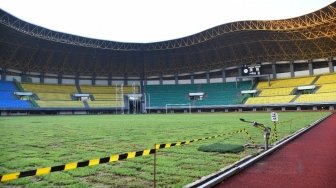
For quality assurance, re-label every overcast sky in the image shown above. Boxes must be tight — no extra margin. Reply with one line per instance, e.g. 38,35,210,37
0,0,334,43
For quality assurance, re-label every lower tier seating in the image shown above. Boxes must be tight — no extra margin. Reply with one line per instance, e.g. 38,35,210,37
87,101,124,108
0,100,32,108
295,93,336,103
36,101,84,108
245,95,296,105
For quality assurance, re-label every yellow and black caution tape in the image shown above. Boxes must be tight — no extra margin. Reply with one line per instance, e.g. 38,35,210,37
155,129,245,149
271,123,278,142
242,128,256,145
1,128,253,183
0,149,156,182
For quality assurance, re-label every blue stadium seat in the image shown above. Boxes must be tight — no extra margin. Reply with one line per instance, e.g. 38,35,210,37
0,80,33,108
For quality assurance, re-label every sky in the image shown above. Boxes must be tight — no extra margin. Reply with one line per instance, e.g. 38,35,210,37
0,0,334,43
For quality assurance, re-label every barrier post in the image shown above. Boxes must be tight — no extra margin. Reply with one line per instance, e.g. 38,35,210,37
154,144,158,188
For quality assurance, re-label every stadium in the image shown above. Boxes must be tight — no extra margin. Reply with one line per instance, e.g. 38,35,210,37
0,1,336,188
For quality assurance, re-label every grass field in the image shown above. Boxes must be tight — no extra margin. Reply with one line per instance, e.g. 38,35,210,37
0,111,330,187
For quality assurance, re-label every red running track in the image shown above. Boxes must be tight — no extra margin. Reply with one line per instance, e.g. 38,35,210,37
216,113,336,188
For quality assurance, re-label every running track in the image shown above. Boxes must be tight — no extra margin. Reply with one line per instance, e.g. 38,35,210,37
216,113,336,188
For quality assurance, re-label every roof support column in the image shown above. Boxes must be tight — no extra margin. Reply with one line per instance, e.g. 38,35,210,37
75,73,79,86
159,74,163,85
290,61,294,78
21,71,27,82
222,69,226,83
92,73,96,85
190,73,194,84
237,68,242,82
175,74,178,85
272,62,277,79
1,68,7,81
108,73,112,86
308,60,313,76
123,73,128,86
58,74,62,84
206,71,210,84
40,72,45,84
329,57,334,73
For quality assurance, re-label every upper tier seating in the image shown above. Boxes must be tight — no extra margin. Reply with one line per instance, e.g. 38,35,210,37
0,81,33,108
314,73,336,85
37,93,72,100
93,94,123,101
81,85,138,94
146,82,251,107
21,83,77,93
0,80,18,92
259,87,295,97
256,76,316,89
79,85,138,108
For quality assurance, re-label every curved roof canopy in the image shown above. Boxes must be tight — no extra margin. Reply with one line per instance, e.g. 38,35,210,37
0,2,335,77
1,0,334,43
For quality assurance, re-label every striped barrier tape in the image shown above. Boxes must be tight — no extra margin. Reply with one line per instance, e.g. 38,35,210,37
155,129,248,149
0,149,156,182
1,128,252,183
271,123,278,142
242,128,256,145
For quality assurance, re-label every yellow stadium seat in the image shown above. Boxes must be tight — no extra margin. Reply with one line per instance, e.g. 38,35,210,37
21,83,77,93
315,73,336,85
294,93,336,103
259,87,295,96
316,83,336,93
245,95,296,104
87,101,124,108
80,85,138,94
36,101,84,108
257,76,316,89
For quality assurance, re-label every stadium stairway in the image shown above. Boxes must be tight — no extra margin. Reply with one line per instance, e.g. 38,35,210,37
83,101,89,108
289,94,300,103
76,82,82,93
311,75,321,85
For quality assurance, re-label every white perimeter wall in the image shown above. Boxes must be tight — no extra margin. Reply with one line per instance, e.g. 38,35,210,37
314,67,330,75
95,80,108,86
44,77,58,84
194,79,207,84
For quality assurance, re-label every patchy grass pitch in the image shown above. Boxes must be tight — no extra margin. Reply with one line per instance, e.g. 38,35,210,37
0,112,329,187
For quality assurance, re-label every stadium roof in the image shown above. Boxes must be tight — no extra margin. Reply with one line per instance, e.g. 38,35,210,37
0,2,335,77
0,0,334,43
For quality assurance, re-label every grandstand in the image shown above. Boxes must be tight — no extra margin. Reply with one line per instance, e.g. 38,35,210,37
0,2,335,113
0,2,335,188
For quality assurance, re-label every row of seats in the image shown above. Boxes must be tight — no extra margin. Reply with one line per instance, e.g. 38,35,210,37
246,73,336,105
256,76,316,89
316,83,336,93
146,82,251,107
315,73,336,85
245,95,296,105
19,83,137,108
0,81,33,108
259,87,295,97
